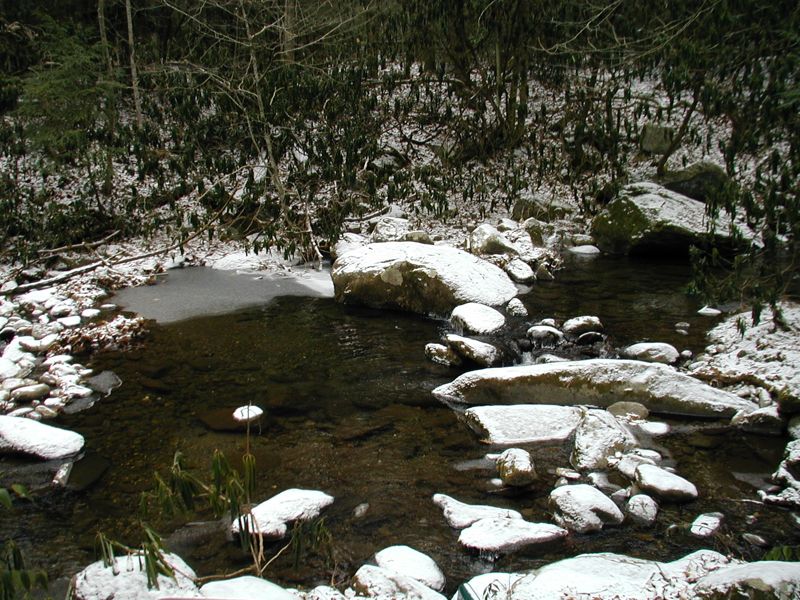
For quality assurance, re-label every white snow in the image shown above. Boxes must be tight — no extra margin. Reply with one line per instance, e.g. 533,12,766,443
232,405,263,423
353,565,446,600
694,561,800,598
635,464,698,502
450,303,506,334
690,512,724,537
626,494,659,527
549,484,624,533
443,334,499,368
200,575,296,599
464,404,582,445
374,545,445,591
458,518,567,553
622,342,680,364
0,416,84,460
570,409,638,471
432,493,522,529
231,488,334,539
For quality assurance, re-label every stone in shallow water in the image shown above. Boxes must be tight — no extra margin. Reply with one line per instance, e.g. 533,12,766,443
374,545,445,591
444,334,500,368
451,302,506,335
626,494,658,527
432,493,522,529
570,409,637,471
353,565,446,600
0,415,84,460
231,488,334,539
622,342,679,364
85,370,122,395
458,518,567,554
200,575,295,600
562,315,603,336
424,343,462,367
232,405,264,423
495,448,537,487
549,483,624,533
463,404,582,446
635,464,698,502
690,512,724,538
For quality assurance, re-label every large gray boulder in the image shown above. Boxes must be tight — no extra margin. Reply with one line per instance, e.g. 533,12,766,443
432,360,754,418
661,161,731,204
591,182,738,255
693,561,800,599
331,242,517,317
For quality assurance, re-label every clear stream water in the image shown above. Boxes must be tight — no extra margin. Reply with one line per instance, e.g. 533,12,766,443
2,254,797,596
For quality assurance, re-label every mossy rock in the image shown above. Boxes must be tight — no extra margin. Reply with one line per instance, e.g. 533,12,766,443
660,161,731,203
512,196,572,222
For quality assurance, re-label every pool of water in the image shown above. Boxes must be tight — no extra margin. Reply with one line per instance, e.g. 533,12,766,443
1,254,797,596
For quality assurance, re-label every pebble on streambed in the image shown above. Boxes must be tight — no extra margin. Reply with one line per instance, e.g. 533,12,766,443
232,404,264,423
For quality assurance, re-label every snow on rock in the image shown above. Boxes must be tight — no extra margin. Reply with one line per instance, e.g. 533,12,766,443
690,512,724,538
458,518,567,553
432,360,754,417
635,464,698,502
469,224,519,256
568,244,601,255
0,358,21,381
424,343,462,367
562,315,603,336
626,494,658,527
548,484,624,533
730,405,785,436
450,303,506,335
71,552,202,600
494,549,733,600
0,416,84,459
622,342,680,364
689,302,800,413
331,242,518,317
506,298,527,317
495,448,537,486
352,565,446,600
693,561,800,599
200,575,296,600
332,233,369,260
463,404,582,446
231,488,334,539
591,182,741,255
232,405,263,423
570,408,638,471
443,334,500,368
503,258,536,283
374,545,445,592
761,439,800,508
432,493,522,529
371,217,411,242
453,573,525,600
526,325,563,344
697,305,722,317
614,452,658,480
306,586,347,600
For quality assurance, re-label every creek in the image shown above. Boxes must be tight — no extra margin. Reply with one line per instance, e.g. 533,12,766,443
2,254,796,596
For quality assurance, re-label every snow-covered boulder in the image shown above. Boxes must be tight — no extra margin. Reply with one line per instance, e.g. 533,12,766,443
570,409,637,471
549,484,624,533
0,416,84,460
331,242,517,317
690,512,724,538
495,448,537,486
231,488,334,539
562,316,603,336
621,342,679,365
634,464,698,502
424,343,462,367
591,182,740,255
526,325,563,345
71,552,202,600
200,575,295,600
503,258,536,283
231,405,263,423
371,217,410,242
614,453,658,480
453,573,524,600
443,334,501,368
374,545,445,592
463,404,582,445
506,298,528,317
484,550,733,599
626,494,658,526
693,561,800,599
432,493,522,529
352,565,446,600
731,405,785,436
450,303,505,335
469,224,519,256
432,360,754,417
458,518,567,553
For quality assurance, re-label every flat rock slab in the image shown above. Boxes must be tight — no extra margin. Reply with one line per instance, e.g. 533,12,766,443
635,464,698,502
464,404,582,445
451,302,506,334
432,359,754,418
231,488,334,539
0,416,84,460
458,518,567,553
331,242,518,317
432,493,522,529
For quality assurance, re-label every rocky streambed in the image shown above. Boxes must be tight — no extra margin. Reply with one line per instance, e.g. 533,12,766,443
1,207,800,598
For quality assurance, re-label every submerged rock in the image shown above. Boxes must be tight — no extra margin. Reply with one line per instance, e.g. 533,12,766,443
432,493,522,529
463,404,582,446
71,552,201,599
458,518,567,553
331,242,517,317
432,360,754,417
231,488,334,539
0,416,84,460
374,545,445,591
549,484,624,533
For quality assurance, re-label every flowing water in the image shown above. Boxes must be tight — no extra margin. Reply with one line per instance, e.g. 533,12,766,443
2,254,797,596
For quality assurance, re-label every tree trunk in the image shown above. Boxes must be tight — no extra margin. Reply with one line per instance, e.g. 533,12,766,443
125,0,143,128
281,0,296,64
